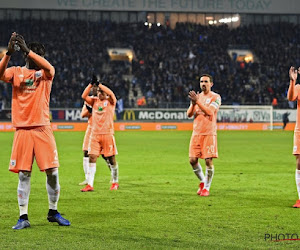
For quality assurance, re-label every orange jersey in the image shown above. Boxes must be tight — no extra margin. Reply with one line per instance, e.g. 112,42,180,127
92,98,115,135
294,85,300,133
0,66,53,128
81,103,93,125
191,91,221,135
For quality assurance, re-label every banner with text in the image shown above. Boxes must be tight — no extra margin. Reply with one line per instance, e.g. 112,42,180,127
0,108,296,122
0,122,295,132
0,0,299,14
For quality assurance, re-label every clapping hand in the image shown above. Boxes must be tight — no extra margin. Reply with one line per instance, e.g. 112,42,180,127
7,32,18,55
14,34,30,55
188,90,199,105
289,66,300,82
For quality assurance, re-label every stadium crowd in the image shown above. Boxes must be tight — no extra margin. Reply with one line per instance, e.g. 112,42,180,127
0,20,299,108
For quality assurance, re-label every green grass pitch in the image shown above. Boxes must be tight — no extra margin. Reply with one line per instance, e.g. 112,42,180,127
0,130,299,249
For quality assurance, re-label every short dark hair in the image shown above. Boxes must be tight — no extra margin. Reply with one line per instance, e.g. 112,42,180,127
28,42,45,56
200,74,213,83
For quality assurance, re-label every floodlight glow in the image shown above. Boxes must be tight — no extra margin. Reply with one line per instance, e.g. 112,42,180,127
144,22,148,26
244,55,253,62
219,16,239,23
157,23,161,26
232,17,239,22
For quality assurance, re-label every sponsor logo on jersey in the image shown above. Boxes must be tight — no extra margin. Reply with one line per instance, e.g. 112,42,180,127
35,71,42,78
25,79,34,86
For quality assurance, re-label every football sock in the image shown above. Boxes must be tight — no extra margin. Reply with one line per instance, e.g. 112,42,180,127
83,157,89,180
111,163,119,183
105,159,112,171
88,163,96,187
193,163,205,182
204,167,214,191
296,169,300,199
46,169,60,210
17,171,31,216
48,209,58,216
20,214,28,220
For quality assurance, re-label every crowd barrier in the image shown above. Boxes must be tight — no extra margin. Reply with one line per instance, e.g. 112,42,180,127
0,122,295,132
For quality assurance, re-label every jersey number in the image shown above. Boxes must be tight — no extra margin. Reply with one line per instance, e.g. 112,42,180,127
206,145,215,154
54,150,58,161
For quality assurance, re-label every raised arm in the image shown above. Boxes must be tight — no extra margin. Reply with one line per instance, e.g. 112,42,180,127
81,84,94,106
287,66,299,101
0,32,17,80
81,104,90,118
188,91,214,116
15,35,54,79
99,83,117,105
28,51,55,78
187,103,195,118
0,55,11,81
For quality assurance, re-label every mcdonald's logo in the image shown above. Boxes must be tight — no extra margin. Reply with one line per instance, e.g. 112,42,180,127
123,110,136,120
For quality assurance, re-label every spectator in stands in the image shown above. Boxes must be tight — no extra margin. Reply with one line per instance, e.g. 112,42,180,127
0,20,298,109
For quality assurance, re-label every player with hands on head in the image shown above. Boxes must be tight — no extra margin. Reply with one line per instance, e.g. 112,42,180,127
187,74,221,197
81,76,119,192
79,80,112,185
0,32,70,229
287,66,300,208
80,81,98,186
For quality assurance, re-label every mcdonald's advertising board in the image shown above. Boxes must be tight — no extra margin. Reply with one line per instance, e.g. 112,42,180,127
0,109,297,122
122,109,191,121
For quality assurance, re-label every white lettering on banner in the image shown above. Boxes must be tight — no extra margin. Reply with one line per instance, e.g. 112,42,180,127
155,112,163,119
65,110,85,121
218,124,249,130
139,112,149,119
218,109,297,122
252,111,270,122
134,109,297,121
149,112,154,119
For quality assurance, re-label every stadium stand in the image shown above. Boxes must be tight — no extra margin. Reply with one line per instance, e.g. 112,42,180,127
0,20,299,108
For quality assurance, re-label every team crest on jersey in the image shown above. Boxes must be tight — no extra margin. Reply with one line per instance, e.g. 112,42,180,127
294,146,297,152
35,71,42,78
10,159,16,166
205,98,211,104
25,79,34,86
103,101,108,107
